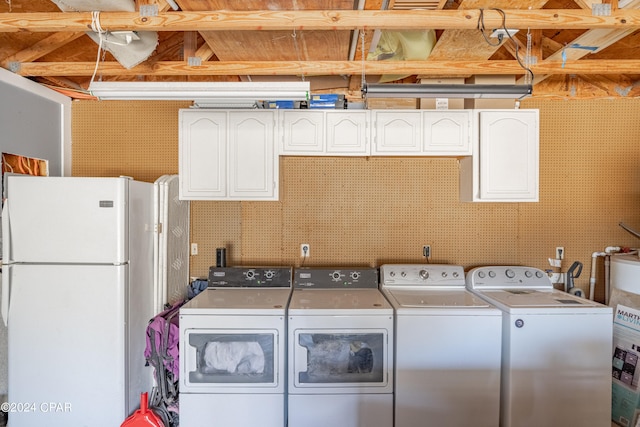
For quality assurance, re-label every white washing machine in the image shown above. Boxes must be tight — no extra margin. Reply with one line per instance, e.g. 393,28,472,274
379,264,502,427
179,267,292,427
288,267,394,427
466,266,613,427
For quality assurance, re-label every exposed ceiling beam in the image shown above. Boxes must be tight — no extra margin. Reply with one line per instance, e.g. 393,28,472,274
13,59,640,77
519,0,640,84
2,9,640,33
0,31,85,69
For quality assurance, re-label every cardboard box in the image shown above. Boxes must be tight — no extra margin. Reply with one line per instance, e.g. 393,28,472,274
610,289,640,426
263,100,295,109
309,94,345,109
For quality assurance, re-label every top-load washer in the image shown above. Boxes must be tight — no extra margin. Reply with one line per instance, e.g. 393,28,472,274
379,264,502,427
287,267,394,427
466,265,613,427
179,267,292,427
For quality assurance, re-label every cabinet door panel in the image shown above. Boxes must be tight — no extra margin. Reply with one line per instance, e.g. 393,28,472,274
228,112,277,199
281,111,324,154
326,111,369,155
479,111,538,201
423,111,471,155
372,111,421,154
179,111,227,199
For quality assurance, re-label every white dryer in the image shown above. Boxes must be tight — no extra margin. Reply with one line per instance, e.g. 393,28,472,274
179,267,292,427
380,264,502,427
466,266,613,427
288,267,394,427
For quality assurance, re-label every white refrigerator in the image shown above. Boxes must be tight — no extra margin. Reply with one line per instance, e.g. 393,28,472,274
1,175,155,427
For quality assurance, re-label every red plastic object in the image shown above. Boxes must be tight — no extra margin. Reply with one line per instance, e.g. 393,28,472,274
121,392,165,427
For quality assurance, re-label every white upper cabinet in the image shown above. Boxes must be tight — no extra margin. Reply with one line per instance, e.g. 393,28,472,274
325,110,369,155
281,110,369,155
180,108,538,203
179,109,278,201
460,109,539,202
179,110,227,199
280,110,325,154
228,111,278,199
372,110,471,155
372,111,422,154
422,110,472,155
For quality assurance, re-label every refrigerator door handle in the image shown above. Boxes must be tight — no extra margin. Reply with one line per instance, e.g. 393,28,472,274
1,265,9,327
2,198,9,263
2,199,9,326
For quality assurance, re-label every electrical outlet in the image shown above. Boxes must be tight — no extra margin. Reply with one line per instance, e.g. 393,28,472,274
191,243,198,256
556,247,565,260
490,28,519,39
300,244,310,258
423,245,431,258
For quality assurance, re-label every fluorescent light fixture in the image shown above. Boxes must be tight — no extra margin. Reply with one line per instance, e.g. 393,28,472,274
88,81,311,102
362,83,532,99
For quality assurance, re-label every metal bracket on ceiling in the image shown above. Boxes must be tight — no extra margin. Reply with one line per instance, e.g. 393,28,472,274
592,3,612,16
8,62,20,73
140,5,159,17
188,57,202,66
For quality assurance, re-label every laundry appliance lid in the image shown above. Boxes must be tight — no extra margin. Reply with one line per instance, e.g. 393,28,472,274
385,288,496,309
473,289,612,314
288,288,392,314
180,288,291,315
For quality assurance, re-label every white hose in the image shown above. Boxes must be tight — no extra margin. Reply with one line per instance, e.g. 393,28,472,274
605,255,611,305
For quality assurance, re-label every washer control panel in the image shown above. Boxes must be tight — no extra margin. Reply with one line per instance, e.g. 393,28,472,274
380,264,465,287
466,266,552,290
208,267,292,288
294,267,378,289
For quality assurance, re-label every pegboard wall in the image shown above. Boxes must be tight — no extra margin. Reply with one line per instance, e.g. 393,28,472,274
72,98,640,302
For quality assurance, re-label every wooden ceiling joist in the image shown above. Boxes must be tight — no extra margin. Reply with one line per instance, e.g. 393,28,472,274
13,59,640,77
1,9,640,33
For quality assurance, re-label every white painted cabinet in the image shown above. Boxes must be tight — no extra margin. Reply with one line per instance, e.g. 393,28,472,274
325,110,369,155
280,110,369,155
422,110,472,155
179,109,278,200
280,110,324,154
372,110,471,155
460,109,539,202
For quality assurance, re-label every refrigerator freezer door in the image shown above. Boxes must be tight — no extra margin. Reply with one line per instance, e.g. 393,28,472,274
6,263,149,427
5,176,129,264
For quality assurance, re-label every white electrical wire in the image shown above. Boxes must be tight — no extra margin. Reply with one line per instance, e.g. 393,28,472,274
89,11,106,87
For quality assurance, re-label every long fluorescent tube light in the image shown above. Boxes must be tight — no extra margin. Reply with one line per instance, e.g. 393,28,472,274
89,81,311,101
362,83,532,99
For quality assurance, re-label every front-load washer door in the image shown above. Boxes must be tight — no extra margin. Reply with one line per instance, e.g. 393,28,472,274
181,328,281,393
290,328,391,393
